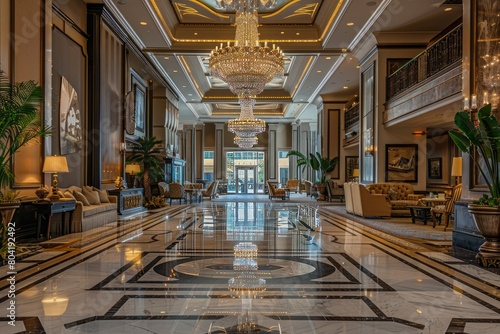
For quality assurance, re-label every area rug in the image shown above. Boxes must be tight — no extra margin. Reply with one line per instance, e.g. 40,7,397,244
320,205,453,241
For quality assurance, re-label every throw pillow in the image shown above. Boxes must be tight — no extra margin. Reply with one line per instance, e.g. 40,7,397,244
387,188,398,200
82,187,101,205
64,191,75,200
57,190,65,199
93,187,110,203
73,190,90,206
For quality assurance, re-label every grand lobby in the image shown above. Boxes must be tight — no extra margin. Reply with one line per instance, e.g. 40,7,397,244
2,0,500,333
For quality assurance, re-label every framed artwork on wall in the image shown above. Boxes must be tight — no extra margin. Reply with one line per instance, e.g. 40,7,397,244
130,68,147,139
428,157,442,179
59,76,83,155
385,144,418,182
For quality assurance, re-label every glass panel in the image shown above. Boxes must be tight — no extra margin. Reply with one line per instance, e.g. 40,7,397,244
226,151,266,194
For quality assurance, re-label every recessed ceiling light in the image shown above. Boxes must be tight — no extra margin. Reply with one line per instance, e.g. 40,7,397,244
140,21,147,26
444,7,452,12
188,94,192,96
347,22,354,26
182,85,186,88
173,70,178,73
281,31,285,35
342,48,347,52
194,32,198,35
343,86,348,89
356,65,361,68
164,56,169,59
326,56,331,60
296,32,300,36
317,70,322,73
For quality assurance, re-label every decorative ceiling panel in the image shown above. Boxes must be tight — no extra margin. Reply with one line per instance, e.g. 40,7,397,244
170,0,323,25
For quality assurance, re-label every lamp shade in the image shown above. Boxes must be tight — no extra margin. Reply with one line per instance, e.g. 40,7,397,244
42,156,69,173
352,169,360,177
451,157,462,177
125,164,141,175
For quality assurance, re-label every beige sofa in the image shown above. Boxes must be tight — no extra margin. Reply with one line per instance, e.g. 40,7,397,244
365,183,423,216
344,183,392,218
61,186,118,233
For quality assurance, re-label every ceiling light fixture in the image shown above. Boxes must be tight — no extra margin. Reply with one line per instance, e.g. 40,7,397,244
210,0,283,147
140,21,147,26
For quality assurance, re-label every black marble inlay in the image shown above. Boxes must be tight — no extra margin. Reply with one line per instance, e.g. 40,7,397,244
207,264,283,271
446,318,500,333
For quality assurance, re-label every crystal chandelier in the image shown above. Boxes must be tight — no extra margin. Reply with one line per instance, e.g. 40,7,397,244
227,97,266,141
234,135,258,148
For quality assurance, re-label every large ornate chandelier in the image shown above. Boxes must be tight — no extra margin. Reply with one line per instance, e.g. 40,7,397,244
210,0,284,148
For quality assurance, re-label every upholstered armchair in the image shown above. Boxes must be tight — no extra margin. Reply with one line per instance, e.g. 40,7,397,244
284,179,300,193
202,181,219,199
303,180,313,196
168,182,185,204
326,180,344,202
267,181,289,200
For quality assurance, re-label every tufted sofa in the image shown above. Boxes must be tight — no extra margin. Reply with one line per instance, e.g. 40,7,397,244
365,183,423,216
59,186,118,233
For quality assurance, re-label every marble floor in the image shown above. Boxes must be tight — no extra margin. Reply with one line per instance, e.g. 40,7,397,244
1,201,500,333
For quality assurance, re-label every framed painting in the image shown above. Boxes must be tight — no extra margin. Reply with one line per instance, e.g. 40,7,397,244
59,76,83,155
130,69,147,138
428,157,442,179
345,156,359,182
385,144,418,182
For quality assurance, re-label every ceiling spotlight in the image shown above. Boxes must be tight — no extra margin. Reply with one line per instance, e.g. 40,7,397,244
140,21,147,26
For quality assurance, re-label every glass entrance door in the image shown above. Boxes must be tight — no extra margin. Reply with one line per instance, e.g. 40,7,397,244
236,167,256,194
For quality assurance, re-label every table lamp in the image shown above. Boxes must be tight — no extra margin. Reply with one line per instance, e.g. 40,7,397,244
352,168,360,182
125,164,141,188
451,157,462,185
42,155,69,201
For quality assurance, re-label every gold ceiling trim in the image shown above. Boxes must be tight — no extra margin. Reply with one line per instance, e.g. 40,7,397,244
283,3,319,20
290,56,314,97
213,110,286,116
174,3,212,20
150,0,326,44
203,96,291,99
178,55,204,97
186,0,229,19
319,0,345,41
260,0,301,19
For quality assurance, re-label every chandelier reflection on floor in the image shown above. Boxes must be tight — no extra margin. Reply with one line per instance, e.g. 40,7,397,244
210,0,284,148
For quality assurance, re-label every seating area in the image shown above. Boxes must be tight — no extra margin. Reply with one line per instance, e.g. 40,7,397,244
431,183,463,231
344,182,392,218
284,179,300,193
202,181,219,199
267,181,290,200
365,183,423,216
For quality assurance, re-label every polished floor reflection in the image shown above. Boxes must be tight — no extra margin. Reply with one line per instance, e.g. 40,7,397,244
1,202,500,333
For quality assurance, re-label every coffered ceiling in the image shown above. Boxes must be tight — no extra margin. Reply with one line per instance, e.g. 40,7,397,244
99,0,462,125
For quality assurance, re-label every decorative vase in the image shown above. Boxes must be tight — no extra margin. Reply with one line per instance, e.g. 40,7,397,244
468,204,500,268
35,186,49,200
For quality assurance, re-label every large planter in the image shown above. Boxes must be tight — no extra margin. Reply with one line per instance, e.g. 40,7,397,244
316,183,327,201
468,204,500,268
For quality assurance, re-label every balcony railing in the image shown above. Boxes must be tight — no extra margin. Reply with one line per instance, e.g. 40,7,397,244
386,24,462,101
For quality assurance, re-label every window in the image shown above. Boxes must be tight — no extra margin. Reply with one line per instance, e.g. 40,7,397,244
203,150,214,182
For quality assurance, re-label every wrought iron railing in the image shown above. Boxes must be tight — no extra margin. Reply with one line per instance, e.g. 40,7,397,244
386,24,462,100
344,103,360,130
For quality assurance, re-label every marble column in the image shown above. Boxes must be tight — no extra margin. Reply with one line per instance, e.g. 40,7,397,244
214,123,225,181
267,123,278,182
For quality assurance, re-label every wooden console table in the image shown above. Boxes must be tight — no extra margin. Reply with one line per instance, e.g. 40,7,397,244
32,199,76,240
107,188,144,215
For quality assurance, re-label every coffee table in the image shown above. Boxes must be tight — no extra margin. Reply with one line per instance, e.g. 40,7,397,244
408,205,432,225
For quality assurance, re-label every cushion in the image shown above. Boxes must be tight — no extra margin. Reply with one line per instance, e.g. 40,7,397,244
57,190,65,198
73,190,90,206
64,191,75,200
93,187,110,203
82,188,101,205
387,188,398,200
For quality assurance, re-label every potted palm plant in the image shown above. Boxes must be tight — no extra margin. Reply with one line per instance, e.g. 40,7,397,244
126,136,165,206
449,103,500,267
286,150,339,200
0,70,50,260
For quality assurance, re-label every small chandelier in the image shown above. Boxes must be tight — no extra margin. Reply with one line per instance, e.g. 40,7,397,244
234,135,258,148
209,0,284,98
227,97,266,139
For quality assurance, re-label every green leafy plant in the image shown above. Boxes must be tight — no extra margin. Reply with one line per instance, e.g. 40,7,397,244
126,136,164,202
449,104,500,206
286,150,339,183
145,195,168,209
0,189,20,202
0,70,50,192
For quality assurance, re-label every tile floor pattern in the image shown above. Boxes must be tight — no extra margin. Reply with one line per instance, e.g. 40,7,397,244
1,202,500,333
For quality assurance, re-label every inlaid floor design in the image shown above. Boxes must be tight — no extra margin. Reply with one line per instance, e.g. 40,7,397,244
1,202,500,333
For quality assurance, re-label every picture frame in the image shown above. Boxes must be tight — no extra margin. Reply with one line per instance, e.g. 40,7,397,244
385,144,418,182
428,157,442,179
345,156,359,182
130,69,147,138
59,76,83,155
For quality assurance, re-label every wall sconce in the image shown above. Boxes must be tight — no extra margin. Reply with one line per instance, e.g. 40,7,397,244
412,130,426,136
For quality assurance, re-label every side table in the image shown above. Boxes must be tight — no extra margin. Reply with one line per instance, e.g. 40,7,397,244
408,206,432,225
32,199,76,240
107,188,144,215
